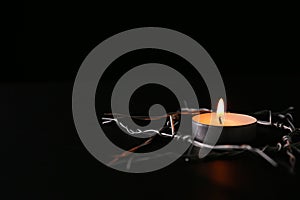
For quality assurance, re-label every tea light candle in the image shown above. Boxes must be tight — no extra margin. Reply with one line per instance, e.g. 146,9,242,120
192,98,257,144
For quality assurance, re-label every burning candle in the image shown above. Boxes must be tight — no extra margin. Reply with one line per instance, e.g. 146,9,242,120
192,98,257,144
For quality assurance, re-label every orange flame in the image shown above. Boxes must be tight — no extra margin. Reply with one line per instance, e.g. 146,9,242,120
216,98,225,124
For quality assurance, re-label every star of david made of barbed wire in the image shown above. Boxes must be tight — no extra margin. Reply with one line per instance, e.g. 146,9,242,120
102,107,300,173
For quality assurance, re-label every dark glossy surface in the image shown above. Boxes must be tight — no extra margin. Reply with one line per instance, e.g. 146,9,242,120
7,75,300,199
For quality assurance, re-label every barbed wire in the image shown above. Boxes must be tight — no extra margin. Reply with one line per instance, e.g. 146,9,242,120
101,107,300,173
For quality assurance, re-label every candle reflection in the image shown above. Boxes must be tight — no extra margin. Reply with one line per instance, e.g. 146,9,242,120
195,160,251,189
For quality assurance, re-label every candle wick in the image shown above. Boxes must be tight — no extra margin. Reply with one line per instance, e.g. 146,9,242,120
219,116,223,124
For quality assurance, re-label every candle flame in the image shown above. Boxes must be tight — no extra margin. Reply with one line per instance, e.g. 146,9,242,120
216,98,225,118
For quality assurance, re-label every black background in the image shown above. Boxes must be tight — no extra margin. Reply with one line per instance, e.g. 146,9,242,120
8,2,300,199
14,3,299,82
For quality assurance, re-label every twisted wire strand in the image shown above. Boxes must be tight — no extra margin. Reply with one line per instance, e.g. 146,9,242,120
102,107,300,171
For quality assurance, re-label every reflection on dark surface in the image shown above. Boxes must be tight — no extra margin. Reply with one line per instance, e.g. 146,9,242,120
199,161,244,189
